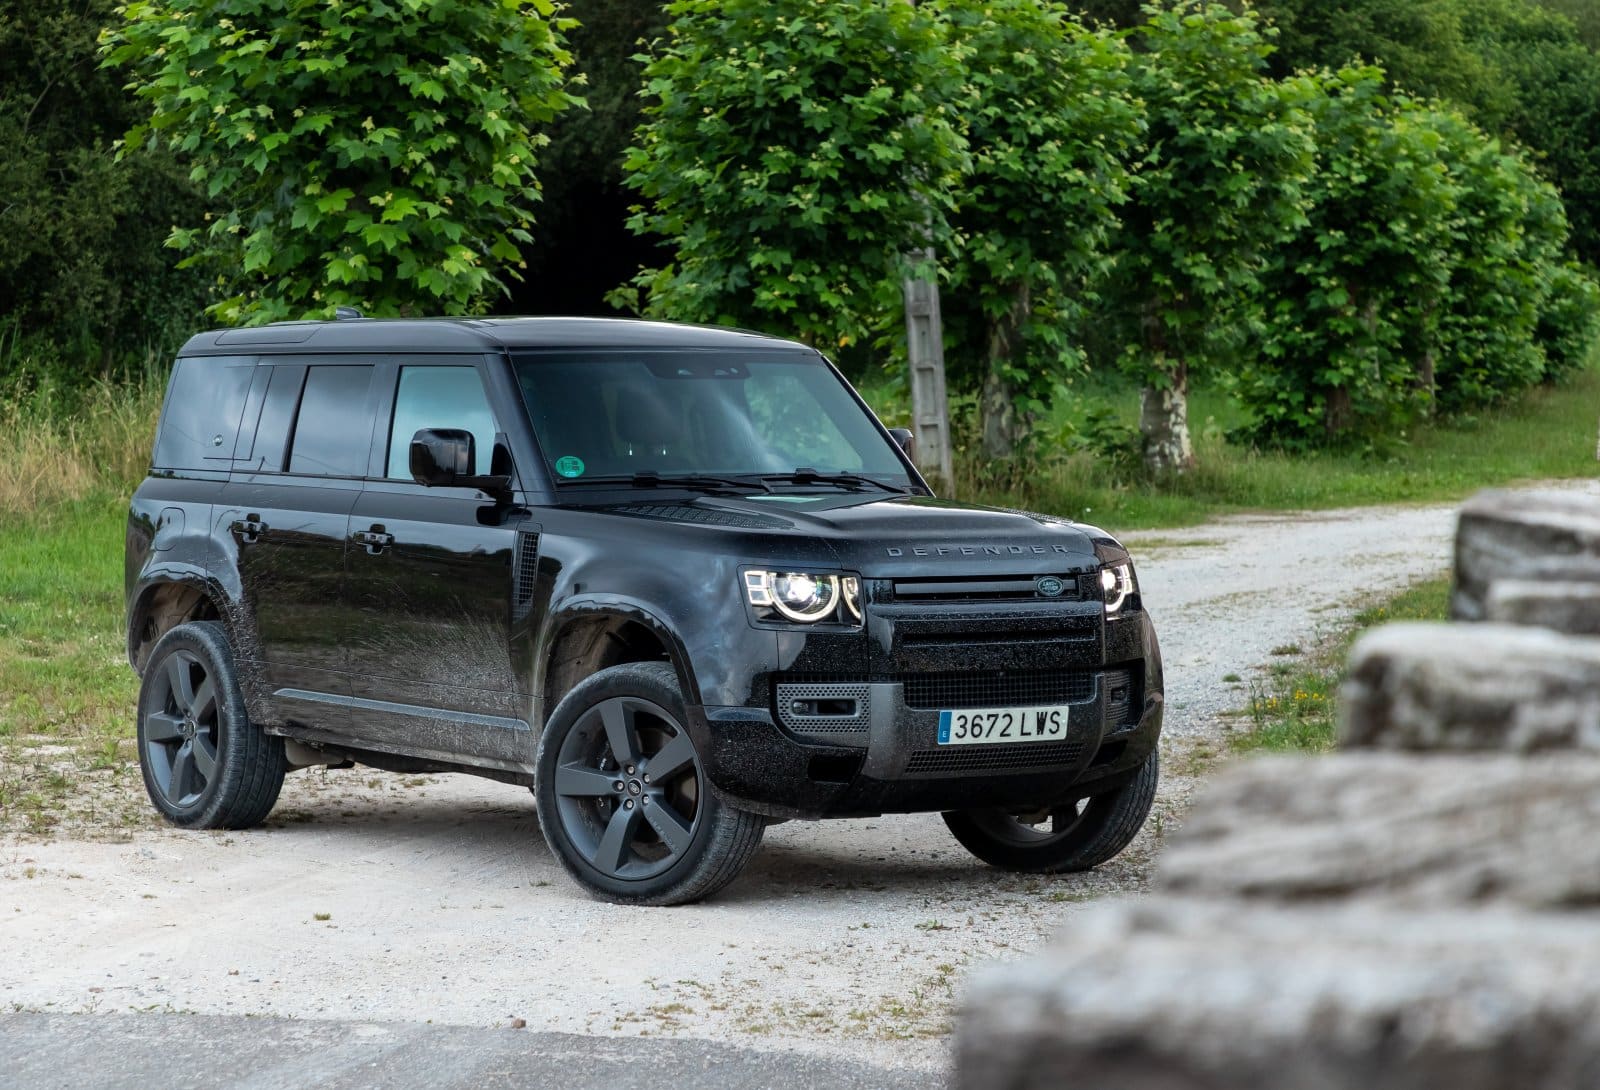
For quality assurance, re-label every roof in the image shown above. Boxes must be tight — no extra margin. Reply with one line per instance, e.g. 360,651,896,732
176,316,810,356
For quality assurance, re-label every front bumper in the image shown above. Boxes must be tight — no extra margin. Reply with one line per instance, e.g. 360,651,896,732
685,669,1163,820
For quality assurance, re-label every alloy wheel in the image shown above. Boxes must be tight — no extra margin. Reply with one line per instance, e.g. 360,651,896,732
552,696,703,881
143,649,221,808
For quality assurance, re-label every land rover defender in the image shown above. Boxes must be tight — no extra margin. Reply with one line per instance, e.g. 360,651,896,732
125,317,1163,904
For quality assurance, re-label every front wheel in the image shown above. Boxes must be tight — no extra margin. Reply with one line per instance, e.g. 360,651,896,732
944,749,1159,873
534,662,764,906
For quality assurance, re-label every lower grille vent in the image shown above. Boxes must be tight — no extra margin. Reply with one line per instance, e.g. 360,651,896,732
903,670,1095,710
1103,668,1135,726
905,740,1085,776
775,682,871,737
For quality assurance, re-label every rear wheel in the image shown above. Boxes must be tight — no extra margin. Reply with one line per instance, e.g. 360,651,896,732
136,620,286,829
944,749,1158,873
534,662,764,905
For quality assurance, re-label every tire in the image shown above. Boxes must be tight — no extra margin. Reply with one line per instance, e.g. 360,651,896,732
943,749,1159,874
534,661,764,906
135,620,287,830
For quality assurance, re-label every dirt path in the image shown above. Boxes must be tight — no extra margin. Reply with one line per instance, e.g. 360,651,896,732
6,487,1588,1071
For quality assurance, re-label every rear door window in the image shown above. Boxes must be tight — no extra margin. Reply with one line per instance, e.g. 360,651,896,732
152,356,256,471
287,365,376,477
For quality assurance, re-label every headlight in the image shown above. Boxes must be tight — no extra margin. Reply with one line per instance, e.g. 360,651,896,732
1100,562,1135,615
744,570,863,625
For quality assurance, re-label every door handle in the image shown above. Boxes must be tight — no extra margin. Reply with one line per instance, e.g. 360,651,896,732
353,527,394,555
230,515,267,544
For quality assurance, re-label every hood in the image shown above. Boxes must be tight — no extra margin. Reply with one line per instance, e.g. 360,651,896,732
595,491,1129,577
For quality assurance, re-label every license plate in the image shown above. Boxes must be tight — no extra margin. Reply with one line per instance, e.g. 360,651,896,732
937,705,1071,746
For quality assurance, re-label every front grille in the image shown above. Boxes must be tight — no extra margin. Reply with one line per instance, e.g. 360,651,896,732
889,573,1086,603
905,740,1085,775
903,670,1095,710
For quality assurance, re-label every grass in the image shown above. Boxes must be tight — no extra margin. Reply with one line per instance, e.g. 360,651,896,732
1231,576,1453,754
0,372,158,834
0,373,162,519
0,494,146,834
858,355,1600,530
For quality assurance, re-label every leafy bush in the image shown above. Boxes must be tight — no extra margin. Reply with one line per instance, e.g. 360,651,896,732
618,0,968,348
1234,71,1458,447
1101,2,1316,472
936,1,1140,459
103,0,580,324
1427,109,1573,413
1538,264,1600,379
0,0,208,378
1234,80,1597,447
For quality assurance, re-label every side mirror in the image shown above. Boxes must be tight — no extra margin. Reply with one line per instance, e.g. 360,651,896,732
410,428,515,502
888,427,917,462
410,428,475,487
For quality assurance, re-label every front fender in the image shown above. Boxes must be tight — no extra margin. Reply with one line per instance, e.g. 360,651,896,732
535,595,702,714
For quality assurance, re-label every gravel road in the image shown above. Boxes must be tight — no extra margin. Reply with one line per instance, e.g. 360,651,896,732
5,489,1584,1080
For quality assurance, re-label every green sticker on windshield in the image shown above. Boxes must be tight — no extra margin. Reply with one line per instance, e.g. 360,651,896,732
554,455,585,478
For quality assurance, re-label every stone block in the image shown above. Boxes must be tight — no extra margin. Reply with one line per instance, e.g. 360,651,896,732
956,899,1600,1090
1454,489,1600,620
1485,579,1600,637
1338,622,1600,752
1158,751,1600,908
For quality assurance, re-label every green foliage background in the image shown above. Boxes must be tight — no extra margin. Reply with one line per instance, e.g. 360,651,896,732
3,0,1599,467
0,0,209,371
102,0,581,324
617,0,969,348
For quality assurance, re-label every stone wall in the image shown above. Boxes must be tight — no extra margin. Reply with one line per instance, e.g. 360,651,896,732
955,488,1600,1089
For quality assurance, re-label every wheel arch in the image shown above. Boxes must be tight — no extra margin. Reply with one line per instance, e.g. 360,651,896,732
127,570,240,675
536,598,700,731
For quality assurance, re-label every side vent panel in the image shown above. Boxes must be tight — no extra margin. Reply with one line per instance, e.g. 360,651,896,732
514,531,540,609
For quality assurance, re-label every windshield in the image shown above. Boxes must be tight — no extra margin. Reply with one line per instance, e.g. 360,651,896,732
512,350,913,488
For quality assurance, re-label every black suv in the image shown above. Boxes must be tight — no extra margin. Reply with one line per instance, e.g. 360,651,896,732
125,317,1163,904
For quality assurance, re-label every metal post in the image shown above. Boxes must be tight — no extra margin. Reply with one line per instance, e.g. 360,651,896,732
903,247,954,490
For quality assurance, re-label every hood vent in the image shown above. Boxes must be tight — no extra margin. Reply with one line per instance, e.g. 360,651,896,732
611,503,787,530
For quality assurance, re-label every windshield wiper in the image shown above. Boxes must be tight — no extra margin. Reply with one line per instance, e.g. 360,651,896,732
558,471,772,494
759,469,909,494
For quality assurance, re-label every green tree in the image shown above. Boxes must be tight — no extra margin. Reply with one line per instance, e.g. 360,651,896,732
940,2,1141,460
1425,107,1578,413
1105,2,1315,473
1255,0,1502,113
619,0,969,349
0,0,207,373
1534,0,1600,50
1457,0,1600,265
1233,69,1461,446
103,0,580,325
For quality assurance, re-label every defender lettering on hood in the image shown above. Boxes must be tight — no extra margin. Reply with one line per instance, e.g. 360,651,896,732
885,544,1079,557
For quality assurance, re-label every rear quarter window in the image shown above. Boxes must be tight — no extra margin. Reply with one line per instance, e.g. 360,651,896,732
152,356,257,471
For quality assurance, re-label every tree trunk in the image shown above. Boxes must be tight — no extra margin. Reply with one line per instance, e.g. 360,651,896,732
1414,298,1437,416
979,283,1032,460
1325,385,1353,440
1139,358,1194,474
